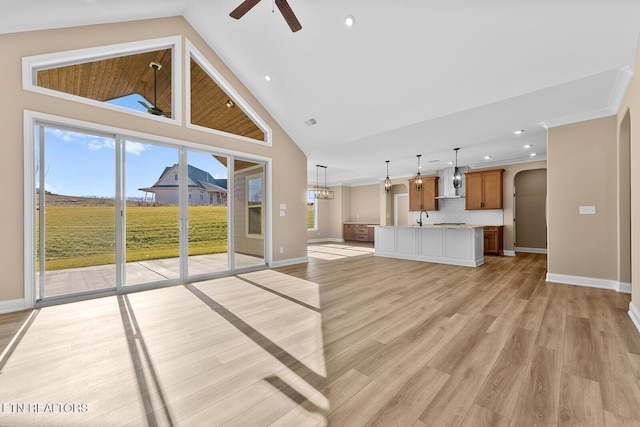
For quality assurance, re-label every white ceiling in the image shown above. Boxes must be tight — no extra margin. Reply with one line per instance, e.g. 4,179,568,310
4,0,640,186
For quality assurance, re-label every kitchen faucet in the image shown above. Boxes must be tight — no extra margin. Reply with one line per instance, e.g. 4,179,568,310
417,210,429,227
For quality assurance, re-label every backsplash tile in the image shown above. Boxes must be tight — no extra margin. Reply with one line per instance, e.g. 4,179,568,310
411,198,503,226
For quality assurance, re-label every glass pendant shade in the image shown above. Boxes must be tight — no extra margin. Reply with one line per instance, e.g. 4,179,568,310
453,148,462,189
384,160,392,194
415,155,423,191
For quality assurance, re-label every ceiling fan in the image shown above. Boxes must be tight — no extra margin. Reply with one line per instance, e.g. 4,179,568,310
230,0,302,32
138,61,170,117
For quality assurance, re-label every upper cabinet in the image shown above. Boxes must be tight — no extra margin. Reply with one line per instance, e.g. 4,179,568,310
409,176,439,211
464,169,504,210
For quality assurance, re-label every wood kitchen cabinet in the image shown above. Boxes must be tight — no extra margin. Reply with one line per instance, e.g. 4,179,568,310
408,176,439,211
343,223,375,242
484,225,504,255
465,169,504,210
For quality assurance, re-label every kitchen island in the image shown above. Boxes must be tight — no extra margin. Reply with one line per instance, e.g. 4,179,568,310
374,225,484,267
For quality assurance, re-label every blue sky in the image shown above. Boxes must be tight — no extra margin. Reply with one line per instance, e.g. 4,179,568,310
38,95,228,199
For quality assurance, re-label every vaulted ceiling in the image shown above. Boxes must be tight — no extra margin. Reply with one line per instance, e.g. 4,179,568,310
4,1,640,185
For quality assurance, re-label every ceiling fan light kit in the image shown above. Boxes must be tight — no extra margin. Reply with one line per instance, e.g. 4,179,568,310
230,0,302,32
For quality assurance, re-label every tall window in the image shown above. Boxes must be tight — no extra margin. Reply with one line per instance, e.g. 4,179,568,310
307,190,317,230
247,174,263,236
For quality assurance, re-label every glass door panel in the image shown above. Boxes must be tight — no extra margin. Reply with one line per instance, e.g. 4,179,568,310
36,126,117,299
233,159,266,269
124,140,180,285
186,151,229,276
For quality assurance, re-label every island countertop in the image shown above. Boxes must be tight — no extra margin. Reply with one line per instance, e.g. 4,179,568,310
374,225,484,267
375,224,484,230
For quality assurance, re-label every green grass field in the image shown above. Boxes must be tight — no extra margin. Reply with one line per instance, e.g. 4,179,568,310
307,204,315,229
37,205,228,270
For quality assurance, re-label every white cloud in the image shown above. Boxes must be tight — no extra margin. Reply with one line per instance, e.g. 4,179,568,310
125,141,147,156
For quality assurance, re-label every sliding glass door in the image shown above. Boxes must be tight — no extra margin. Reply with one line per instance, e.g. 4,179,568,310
32,121,266,304
35,125,118,299
186,150,229,276
124,140,181,286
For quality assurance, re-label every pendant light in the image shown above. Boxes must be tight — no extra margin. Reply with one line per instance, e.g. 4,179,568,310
314,165,334,200
384,160,392,194
453,148,462,189
415,155,423,191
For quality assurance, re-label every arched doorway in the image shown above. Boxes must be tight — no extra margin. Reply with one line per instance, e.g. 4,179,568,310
514,169,547,253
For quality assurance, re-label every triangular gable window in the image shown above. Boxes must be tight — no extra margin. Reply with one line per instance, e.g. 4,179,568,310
187,41,270,144
23,37,181,122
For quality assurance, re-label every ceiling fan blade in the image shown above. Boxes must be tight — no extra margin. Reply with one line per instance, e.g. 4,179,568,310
230,0,261,19
138,100,152,110
275,0,302,32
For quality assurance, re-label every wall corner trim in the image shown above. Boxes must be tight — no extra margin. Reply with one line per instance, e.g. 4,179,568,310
629,302,640,336
270,257,308,268
503,250,516,257
546,273,631,294
0,299,27,315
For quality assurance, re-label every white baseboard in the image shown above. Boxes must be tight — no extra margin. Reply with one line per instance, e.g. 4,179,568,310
629,303,640,336
503,250,516,257
307,238,345,244
515,247,548,254
619,282,632,293
270,256,308,268
0,298,27,314
546,273,631,294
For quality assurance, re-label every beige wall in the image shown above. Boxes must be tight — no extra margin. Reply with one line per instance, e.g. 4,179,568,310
350,184,380,223
0,17,308,302
547,116,618,281
514,169,547,249
618,44,640,309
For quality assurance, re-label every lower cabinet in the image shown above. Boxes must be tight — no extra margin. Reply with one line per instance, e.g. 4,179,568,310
344,224,375,242
483,225,504,256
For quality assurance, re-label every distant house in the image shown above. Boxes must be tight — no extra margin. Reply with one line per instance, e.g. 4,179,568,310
139,164,228,205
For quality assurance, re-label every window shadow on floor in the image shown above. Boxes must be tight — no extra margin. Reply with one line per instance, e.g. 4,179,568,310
117,294,174,426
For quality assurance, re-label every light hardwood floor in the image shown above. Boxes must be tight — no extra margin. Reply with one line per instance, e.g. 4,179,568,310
1,244,639,426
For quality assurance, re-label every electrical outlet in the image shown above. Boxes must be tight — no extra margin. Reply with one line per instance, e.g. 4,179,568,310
579,205,596,215
279,247,284,253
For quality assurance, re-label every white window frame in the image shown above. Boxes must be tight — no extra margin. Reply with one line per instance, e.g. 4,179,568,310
22,36,183,126
246,172,264,238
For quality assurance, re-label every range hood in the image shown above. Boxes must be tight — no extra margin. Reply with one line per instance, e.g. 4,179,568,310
436,167,467,199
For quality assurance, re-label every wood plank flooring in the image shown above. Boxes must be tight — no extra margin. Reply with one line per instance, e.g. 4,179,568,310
0,244,639,426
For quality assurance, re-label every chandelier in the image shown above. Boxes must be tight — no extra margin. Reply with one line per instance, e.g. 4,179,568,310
315,165,334,200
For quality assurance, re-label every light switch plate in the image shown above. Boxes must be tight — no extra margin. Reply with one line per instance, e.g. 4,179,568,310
280,210,285,217
280,204,287,210
579,205,596,215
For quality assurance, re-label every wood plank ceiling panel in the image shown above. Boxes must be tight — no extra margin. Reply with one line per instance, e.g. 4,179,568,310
37,49,173,117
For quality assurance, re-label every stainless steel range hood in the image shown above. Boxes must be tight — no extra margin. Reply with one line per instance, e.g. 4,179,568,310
436,167,467,199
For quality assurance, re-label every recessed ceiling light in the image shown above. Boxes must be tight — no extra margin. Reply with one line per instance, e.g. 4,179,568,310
530,152,537,157
264,74,272,82
523,144,533,149
484,155,491,160
447,161,454,165
513,129,525,135
345,15,356,27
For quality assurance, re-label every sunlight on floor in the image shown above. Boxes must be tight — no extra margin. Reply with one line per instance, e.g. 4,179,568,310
0,271,329,426
307,244,374,260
